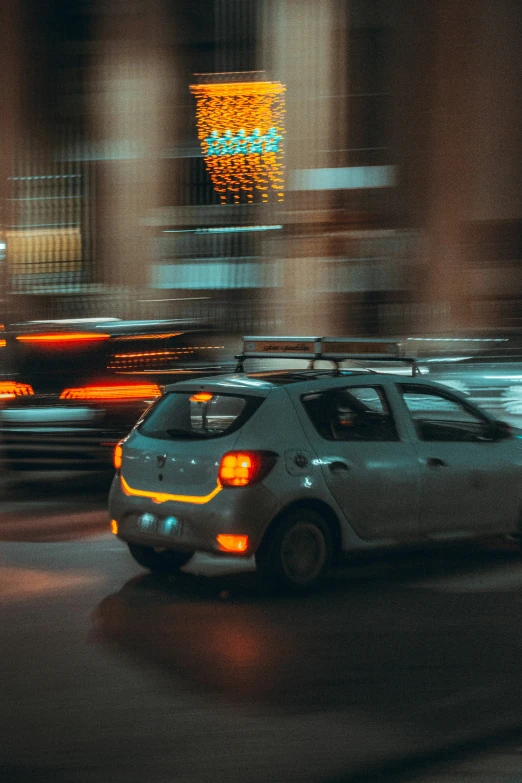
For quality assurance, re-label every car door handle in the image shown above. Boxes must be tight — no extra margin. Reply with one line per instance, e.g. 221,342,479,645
329,461,350,474
427,457,447,469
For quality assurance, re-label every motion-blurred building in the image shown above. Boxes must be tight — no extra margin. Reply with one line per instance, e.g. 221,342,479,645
0,0,521,337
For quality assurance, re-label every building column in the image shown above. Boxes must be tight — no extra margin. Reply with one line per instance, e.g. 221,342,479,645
0,0,25,318
261,0,347,336
464,0,522,328
88,0,172,312
394,0,522,335
414,0,476,335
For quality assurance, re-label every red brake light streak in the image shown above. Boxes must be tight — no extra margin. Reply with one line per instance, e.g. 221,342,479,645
60,383,161,401
16,332,110,345
0,381,34,399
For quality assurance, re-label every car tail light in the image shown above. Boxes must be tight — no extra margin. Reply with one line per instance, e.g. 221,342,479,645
218,451,277,487
16,332,110,346
60,383,161,401
0,381,34,399
113,442,123,471
216,534,249,553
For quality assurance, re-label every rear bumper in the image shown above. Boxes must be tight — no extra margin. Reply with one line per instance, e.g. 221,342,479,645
108,473,279,556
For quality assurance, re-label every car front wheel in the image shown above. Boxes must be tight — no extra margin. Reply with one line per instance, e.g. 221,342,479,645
255,508,333,591
127,543,194,573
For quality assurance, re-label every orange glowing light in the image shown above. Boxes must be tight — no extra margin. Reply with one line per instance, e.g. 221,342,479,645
216,534,249,553
114,443,123,471
0,381,34,399
113,351,176,359
218,452,256,487
0,340,6,348
60,384,161,401
190,392,213,402
16,332,110,345
120,475,222,505
189,79,286,204
112,332,183,341
110,520,119,535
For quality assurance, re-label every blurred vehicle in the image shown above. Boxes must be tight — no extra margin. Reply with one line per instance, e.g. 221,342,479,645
0,318,233,472
414,338,522,424
109,336,522,591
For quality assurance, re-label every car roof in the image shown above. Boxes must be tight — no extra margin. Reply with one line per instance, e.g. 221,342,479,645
165,368,430,395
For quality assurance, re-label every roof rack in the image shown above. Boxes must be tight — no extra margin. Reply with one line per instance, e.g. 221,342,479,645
235,336,420,376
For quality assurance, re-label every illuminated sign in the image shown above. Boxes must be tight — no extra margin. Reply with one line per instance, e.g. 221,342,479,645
190,79,286,205
243,338,318,357
241,336,402,360
321,339,400,357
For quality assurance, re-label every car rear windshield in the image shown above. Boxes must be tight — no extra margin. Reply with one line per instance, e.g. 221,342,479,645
138,391,264,440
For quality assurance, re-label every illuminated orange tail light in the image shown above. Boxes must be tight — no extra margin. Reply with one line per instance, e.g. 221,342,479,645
218,451,277,488
216,534,249,553
16,332,110,346
0,381,34,399
114,442,123,471
60,383,161,401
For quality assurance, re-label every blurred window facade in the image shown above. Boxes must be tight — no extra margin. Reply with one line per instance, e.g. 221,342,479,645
347,0,393,169
0,0,521,339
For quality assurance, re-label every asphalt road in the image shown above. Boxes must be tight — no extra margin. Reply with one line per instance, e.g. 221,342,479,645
3,481,522,782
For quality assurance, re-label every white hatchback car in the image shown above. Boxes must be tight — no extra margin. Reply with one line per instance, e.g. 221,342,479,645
108,336,522,590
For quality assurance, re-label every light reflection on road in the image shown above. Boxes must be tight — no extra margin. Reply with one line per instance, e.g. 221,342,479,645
0,567,105,602
92,539,522,714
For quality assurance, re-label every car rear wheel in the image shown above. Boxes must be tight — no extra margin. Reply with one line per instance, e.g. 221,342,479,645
127,543,194,573
255,508,333,591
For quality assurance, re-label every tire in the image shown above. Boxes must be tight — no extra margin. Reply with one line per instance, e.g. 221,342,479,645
255,508,333,591
127,543,194,574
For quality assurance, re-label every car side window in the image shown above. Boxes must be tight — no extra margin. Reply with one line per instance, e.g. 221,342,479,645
302,385,399,441
400,384,489,442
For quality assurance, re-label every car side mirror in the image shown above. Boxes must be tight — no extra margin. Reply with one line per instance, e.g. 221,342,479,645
489,420,512,441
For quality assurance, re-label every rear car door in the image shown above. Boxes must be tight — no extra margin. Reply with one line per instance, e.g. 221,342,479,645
397,383,521,535
296,381,422,541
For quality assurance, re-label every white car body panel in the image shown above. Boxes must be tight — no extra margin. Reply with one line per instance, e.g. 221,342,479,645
108,371,522,558
391,380,522,535
287,379,423,542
